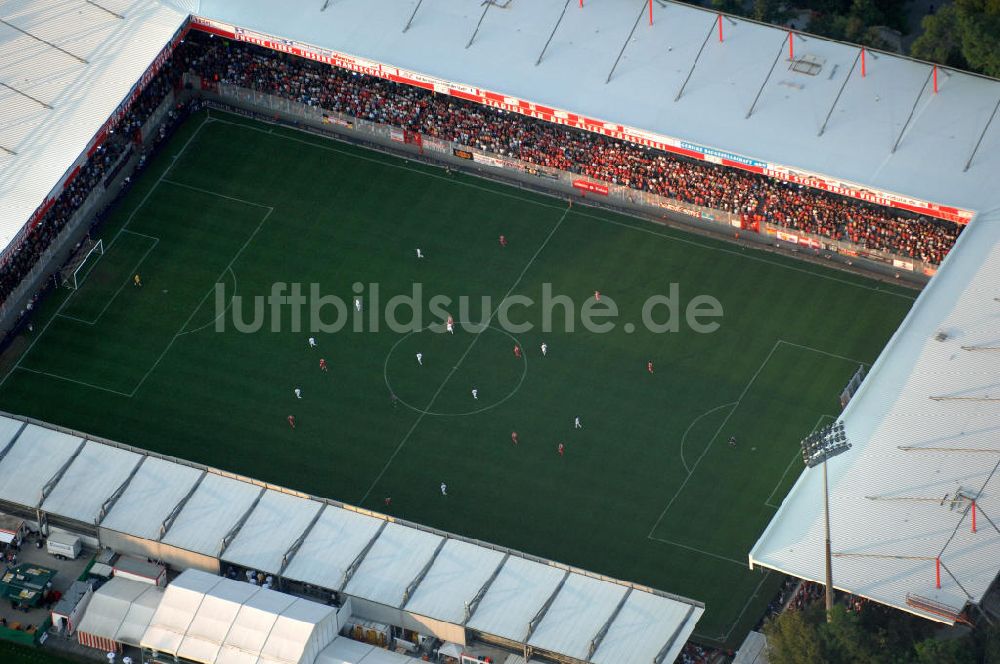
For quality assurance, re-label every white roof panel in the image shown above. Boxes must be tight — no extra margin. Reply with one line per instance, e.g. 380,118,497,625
141,569,338,664
0,416,26,449
77,576,163,645
41,441,141,523
101,457,203,539
0,424,82,506
143,569,224,654
195,0,1000,213
282,506,384,590
343,523,442,608
316,636,376,664
221,490,323,573
0,0,187,247
117,584,165,646
259,598,338,664
591,590,704,664
176,578,257,663
404,539,505,624
751,208,1000,621
161,472,262,558
466,556,565,643
218,584,296,660
528,573,627,661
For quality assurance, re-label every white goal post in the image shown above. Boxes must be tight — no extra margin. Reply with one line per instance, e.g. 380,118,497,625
59,238,104,290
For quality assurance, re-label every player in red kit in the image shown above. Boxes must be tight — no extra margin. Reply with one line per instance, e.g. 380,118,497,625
499,234,507,247
594,290,600,302
557,442,565,456
320,358,328,372
647,360,654,374
384,496,392,507
287,415,296,429
511,431,519,445
513,344,521,359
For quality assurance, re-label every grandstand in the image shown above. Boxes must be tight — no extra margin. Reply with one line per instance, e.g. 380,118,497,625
0,0,999,661
0,412,702,664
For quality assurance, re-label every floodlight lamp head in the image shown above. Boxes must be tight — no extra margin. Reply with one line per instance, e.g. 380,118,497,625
800,421,851,467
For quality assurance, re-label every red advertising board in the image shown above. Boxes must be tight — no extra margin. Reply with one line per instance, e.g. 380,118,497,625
572,179,609,196
187,17,974,225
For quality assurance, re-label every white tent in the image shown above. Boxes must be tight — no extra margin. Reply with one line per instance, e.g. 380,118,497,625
315,637,416,664
76,577,165,652
143,568,340,664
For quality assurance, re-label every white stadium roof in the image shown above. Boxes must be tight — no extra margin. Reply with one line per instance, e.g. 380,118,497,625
527,573,628,661
160,471,262,558
0,414,704,664
100,456,204,539
403,538,506,625
342,522,443,608
465,555,567,642
40,440,141,523
0,423,82,506
751,211,1000,622
220,489,323,574
281,505,384,592
0,0,187,246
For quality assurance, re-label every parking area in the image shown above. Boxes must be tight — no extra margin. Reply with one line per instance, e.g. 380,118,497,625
1,532,94,637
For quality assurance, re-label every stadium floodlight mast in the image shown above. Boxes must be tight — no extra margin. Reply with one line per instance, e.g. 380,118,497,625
800,420,851,622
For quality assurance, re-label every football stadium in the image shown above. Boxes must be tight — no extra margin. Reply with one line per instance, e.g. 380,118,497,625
0,1,997,663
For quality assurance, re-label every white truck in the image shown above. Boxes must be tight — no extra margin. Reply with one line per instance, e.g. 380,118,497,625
46,531,82,560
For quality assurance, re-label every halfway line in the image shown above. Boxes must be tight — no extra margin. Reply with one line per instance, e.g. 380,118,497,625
358,204,571,504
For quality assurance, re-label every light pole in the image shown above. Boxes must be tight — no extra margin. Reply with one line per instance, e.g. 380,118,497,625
800,420,851,622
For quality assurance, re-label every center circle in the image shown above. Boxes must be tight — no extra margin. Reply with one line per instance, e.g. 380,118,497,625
383,322,528,417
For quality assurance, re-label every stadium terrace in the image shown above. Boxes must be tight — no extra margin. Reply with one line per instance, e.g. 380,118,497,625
0,0,999,662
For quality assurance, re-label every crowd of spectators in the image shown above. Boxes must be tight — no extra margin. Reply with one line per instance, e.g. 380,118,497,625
0,31,966,315
181,34,962,265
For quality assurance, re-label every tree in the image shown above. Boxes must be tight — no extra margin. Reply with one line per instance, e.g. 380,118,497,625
913,635,977,664
955,0,1000,77
709,0,748,16
909,0,1000,77
762,607,824,664
910,5,967,69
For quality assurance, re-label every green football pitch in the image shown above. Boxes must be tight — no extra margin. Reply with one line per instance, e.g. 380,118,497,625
0,111,916,646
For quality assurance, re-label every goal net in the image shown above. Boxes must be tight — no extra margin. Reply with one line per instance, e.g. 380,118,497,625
59,238,104,290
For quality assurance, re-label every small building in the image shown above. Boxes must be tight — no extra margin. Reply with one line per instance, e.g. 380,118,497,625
50,579,94,636
112,555,166,586
0,514,26,549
